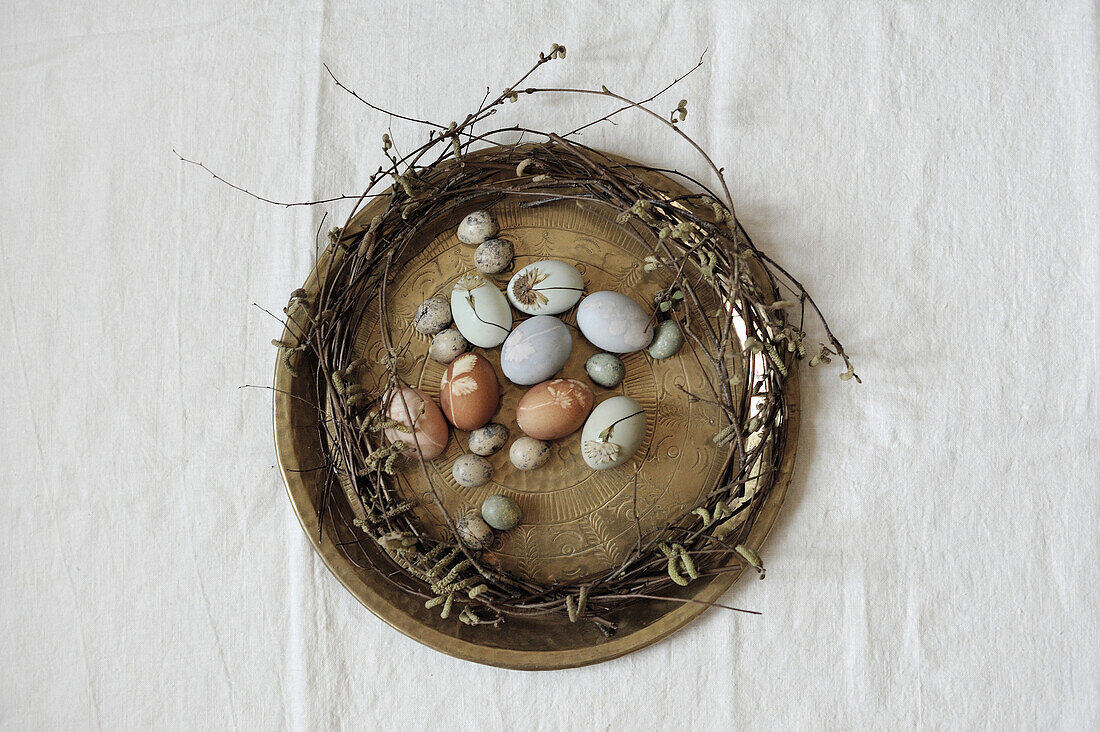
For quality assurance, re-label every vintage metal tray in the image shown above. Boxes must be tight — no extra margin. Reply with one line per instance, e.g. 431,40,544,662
273,154,800,670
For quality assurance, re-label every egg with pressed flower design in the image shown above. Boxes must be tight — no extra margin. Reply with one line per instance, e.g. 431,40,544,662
439,353,500,430
506,260,584,315
580,395,647,470
500,315,572,385
515,378,594,440
450,274,512,348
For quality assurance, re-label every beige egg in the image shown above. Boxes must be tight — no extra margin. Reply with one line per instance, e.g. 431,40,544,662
383,387,449,460
439,353,500,431
515,378,595,440
457,210,499,246
455,510,494,550
509,437,550,470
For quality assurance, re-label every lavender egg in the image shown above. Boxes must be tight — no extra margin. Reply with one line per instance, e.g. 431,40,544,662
499,315,572,385
576,291,654,353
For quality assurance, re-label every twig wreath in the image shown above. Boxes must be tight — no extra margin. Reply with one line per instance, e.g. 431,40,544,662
184,44,856,633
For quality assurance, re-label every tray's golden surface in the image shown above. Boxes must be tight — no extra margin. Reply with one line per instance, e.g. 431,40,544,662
349,200,726,583
274,149,800,669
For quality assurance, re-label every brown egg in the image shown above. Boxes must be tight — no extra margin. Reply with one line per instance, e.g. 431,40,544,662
515,378,595,440
439,353,500,431
383,386,449,460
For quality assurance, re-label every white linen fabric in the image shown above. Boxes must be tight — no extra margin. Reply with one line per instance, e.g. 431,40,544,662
1,1,1096,729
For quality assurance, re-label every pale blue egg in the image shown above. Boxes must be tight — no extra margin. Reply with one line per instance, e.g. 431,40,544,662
499,315,572,385
576,291,654,353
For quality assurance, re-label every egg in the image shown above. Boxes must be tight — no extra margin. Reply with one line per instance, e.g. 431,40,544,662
457,210,498,245
382,387,449,460
499,315,573,385
580,396,647,470
450,274,512,348
576,291,654,353
474,238,514,274
455,510,494,550
439,353,500,430
468,422,509,456
428,328,469,364
481,495,522,530
647,320,685,359
412,296,451,335
584,353,625,388
452,454,493,488
509,437,551,470
515,378,594,440
507,260,585,315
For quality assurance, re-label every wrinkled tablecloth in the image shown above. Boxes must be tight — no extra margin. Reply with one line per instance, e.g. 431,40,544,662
1,1,1096,729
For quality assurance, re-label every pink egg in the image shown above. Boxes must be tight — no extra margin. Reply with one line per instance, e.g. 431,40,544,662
383,387,449,460
515,378,595,440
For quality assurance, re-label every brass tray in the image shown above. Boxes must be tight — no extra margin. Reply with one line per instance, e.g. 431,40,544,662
274,152,800,670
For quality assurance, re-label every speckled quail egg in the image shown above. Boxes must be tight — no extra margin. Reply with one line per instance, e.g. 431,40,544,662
457,210,498,245
474,238,514,275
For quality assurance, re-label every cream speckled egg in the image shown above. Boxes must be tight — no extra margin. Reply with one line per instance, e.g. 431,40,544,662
509,436,551,470
468,423,509,456
455,511,494,550
428,328,469,364
450,274,512,348
452,454,492,488
413,296,452,335
457,210,498,245
474,238,514,275
579,395,647,470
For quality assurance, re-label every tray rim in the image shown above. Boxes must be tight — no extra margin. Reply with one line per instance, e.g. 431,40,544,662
272,147,801,670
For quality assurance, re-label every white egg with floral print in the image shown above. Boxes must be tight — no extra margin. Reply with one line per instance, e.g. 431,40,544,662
449,274,512,348
500,315,572,385
575,291,654,353
506,260,585,316
580,395,647,470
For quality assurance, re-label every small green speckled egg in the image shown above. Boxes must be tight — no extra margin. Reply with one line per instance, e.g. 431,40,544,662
585,353,626,388
647,320,684,360
481,495,522,531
